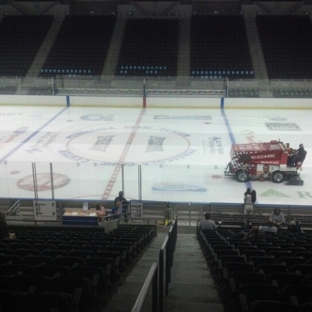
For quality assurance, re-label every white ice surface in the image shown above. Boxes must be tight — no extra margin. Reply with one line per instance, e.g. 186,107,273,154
0,106,311,205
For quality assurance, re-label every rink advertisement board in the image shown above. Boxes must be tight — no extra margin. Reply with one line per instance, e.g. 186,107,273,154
1,95,312,109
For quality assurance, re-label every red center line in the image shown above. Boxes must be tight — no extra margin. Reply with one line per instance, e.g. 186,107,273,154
101,108,146,200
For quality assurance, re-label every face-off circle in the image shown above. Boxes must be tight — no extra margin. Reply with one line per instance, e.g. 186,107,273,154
60,126,193,165
17,173,70,191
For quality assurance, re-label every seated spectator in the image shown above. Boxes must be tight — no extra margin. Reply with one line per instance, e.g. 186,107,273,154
95,203,107,222
199,213,217,231
228,221,252,240
288,219,302,234
244,226,265,241
269,207,285,228
111,199,122,219
259,221,278,234
0,212,10,240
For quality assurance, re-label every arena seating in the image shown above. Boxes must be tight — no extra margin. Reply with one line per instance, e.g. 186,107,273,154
257,15,312,79
0,226,155,312
199,228,312,312
228,88,260,98
40,15,116,77
0,15,53,77
190,15,254,79
115,18,179,77
273,88,312,98
0,86,16,95
27,87,53,95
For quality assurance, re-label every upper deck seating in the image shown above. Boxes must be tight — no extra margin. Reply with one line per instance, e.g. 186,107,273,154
116,18,179,77
257,15,312,79
0,15,53,77
190,15,254,79
40,15,116,77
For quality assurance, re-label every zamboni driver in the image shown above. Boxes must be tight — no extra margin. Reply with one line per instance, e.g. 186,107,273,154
288,143,306,167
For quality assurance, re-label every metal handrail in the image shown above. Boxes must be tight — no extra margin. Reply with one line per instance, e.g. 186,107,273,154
131,262,158,312
7,200,20,216
158,217,178,312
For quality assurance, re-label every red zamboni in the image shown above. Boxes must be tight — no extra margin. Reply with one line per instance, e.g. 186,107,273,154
224,140,306,185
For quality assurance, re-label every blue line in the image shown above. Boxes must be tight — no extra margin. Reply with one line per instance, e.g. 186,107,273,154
220,97,224,108
221,107,252,190
221,107,236,145
0,107,68,164
66,95,70,107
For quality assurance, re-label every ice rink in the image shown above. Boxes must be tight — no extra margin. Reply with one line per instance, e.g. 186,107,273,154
0,105,311,206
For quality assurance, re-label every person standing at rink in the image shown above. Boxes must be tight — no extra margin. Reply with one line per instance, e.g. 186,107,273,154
251,190,257,204
244,188,251,197
115,191,128,217
111,199,122,219
244,190,253,216
0,212,10,240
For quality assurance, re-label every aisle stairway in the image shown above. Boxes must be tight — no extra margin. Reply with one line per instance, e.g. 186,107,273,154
103,226,223,311
102,19,127,77
243,6,272,98
162,232,224,312
176,19,191,89
26,17,65,77
103,227,169,311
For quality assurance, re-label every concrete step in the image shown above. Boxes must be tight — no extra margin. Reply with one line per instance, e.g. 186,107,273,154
103,230,168,311
161,234,224,312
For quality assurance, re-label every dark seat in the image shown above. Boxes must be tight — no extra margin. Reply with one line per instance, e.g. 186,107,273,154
6,274,50,292
303,302,312,312
289,264,312,275
14,248,42,257
42,249,69,258
33,244,56,251
295,252,312,261
86,257,117,285
0,254,23,265
280,284,312,304
69,250,94,260
224,261,254,279
267,272,304,289
268,250,292,260
49,276,95,312
23,255,55,266
257,263,288,276
114,241,136,258
224,271,266,310
54,256,85,268
81,244,105,254
250,300,302,312
0,263,35,276
57,244,81,252
23,292,76,312
208,249,239,268
7,243,32,250
71,265,109,299
97,250,123,273
241,250,266,260
239,283,280,312
0,290,25,311
34,264,71,278
278,257,306,266
250,256,275,267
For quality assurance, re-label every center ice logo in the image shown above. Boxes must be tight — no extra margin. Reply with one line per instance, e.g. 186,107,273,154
58,126,196,165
